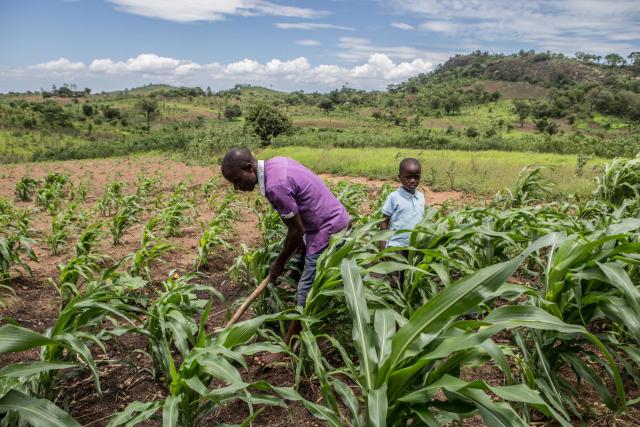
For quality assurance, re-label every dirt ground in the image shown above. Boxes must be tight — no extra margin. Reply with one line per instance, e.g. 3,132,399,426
1,154,637,426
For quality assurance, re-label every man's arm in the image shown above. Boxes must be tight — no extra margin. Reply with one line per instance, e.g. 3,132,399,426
269,214,305,280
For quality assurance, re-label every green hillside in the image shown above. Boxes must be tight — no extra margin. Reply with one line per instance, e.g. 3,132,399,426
1,51,638,166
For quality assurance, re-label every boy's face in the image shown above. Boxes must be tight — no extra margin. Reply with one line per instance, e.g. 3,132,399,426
399,163,421,193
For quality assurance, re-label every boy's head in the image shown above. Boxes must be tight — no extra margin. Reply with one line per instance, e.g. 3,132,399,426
221,148,258,192
398,158,421,193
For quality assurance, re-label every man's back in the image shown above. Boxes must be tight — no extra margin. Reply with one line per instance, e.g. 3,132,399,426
262,157,349,254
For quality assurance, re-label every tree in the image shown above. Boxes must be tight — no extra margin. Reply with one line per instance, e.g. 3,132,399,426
82,104,94,117
318,98,334,114
206,86,213,97
443,95,461,115
604,53,624,67
513,100,530,128
138,98,159,134
628,52,640,67
245,103,292,146
224,104,242,120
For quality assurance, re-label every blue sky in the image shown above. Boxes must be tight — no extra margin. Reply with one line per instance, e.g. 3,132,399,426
1,0,639,92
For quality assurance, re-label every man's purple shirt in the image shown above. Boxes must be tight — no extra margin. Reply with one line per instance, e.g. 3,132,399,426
260,157,349,255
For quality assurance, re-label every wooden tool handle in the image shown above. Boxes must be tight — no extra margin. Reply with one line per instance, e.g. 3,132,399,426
223,275,271,329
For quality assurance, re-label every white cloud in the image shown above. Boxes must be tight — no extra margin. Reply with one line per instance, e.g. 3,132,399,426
89,53,198,75
275,22,354,31
337,37,449,63
6,52,435,91
28,58,85,72
391,21,414,30
420,20,458,34
388,0,640,54
108,0,328,23
296,39,321,46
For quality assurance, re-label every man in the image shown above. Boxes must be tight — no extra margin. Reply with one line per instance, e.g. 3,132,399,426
221,148,349,363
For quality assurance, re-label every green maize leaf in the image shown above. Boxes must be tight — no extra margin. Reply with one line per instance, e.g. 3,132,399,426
0,361,77,378
374,309,395,368
480,340,512,384
300,327,338,413
162,394,180,427
596,262,640,314
198,354,242,385
202,383,249,403
341,258,377,390
56,332,102,394
235,342,287,356
484,305,586,334
107,400,162,427
184,376,209,395
432,375,528,427
367,384,388,427
0,324,57,353
0,389,81,427
364,262,427,275
333,378,364,427
561,352,615,409
217,312,303,348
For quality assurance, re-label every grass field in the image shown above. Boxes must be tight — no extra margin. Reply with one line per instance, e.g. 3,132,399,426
261,146,605,196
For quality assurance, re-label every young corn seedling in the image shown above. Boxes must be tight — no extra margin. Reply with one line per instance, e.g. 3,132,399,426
114,303,311,427
14,175,39,201
96,181,124,216
109,195,143,244
0,275,141,406
46,203,77,255
127,216,177,280
160,186,194,237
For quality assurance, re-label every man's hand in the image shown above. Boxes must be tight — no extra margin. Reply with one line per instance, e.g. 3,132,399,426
268,259,286,281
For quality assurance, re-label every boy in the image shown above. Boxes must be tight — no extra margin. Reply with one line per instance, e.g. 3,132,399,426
380,158,425,249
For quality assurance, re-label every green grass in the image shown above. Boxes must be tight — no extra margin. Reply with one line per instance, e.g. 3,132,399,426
260,146,605,196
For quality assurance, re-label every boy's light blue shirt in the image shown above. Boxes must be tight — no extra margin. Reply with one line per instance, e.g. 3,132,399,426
381,187,425,247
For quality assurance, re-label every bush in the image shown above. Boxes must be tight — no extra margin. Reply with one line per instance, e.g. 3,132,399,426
224,104,242,120
245,103,292,145
466,127,479,138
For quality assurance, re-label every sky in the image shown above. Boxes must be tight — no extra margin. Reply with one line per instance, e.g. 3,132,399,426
1,0,639,93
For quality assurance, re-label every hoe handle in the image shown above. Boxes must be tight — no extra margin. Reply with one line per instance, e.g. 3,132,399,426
224,275,271,329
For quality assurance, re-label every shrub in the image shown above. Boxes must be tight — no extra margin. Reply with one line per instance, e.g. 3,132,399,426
245,103,292,145
466,127,479,138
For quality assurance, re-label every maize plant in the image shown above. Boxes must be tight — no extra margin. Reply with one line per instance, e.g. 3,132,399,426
160,185,195,237
593,154,640,205
494,165,556,208
96,181,125,216
109,194,143,244
46,203,77,255
14,175,39,201
195,194,237,268
127,215,177,280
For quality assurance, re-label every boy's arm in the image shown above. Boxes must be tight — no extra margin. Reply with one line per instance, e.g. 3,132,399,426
269,214,304,280
380,215,390,230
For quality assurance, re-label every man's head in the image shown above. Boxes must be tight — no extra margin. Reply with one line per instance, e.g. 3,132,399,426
221,148,258,192
398,158,421,193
